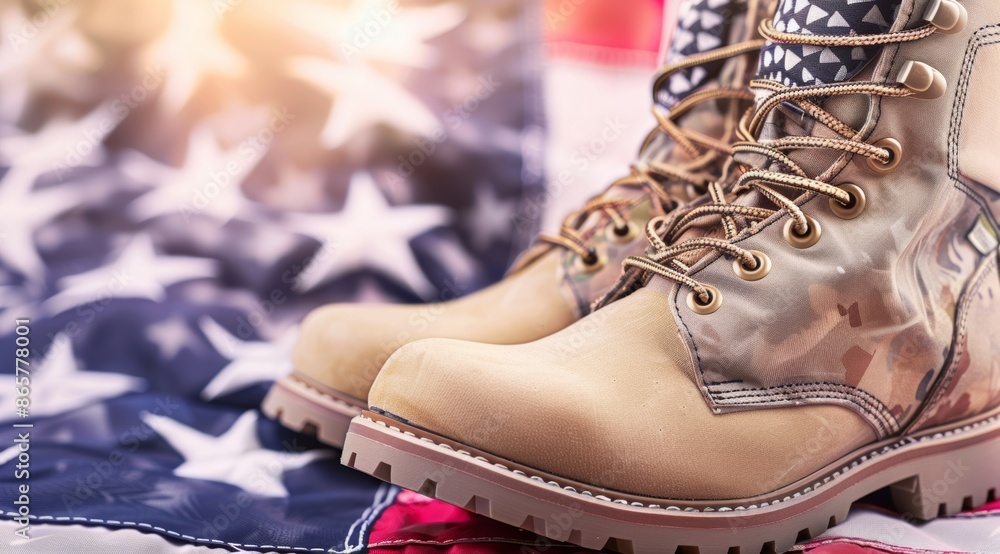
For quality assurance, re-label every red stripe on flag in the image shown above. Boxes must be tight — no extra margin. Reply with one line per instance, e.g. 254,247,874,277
543,0,667,67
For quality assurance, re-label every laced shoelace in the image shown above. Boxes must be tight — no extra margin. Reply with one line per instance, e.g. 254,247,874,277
624,19,940,305
535,39,766,266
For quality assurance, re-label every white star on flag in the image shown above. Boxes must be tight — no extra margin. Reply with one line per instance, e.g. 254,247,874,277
0,4,98,119
285,1,465,69
141,410,333,498
0,333,145,420
465,181,517,251
286,171,449,296
145,316,196,360
42,234,218,316
125,128,262,224
288,57,440,149
239,222,301,268
0,103,118,176
0,167,85,283
148,0,249,115
199,316,297,400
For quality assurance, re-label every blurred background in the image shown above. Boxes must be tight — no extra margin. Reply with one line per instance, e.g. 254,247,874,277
0,0,664,550
2,0,544,310
1,1,999,552
0,0,668,316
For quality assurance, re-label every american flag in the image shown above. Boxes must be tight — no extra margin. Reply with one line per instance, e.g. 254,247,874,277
0,0,997,552
0,0,545,549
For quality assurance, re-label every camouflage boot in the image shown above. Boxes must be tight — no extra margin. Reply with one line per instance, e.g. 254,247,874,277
343,0,1000,552
262,0,769,447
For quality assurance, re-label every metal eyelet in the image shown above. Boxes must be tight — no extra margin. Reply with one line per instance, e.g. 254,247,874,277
687,285,723,315
895,61,947,100
574,247,606,273
783,215,822,249
867,138,902,173
829,184,867,220
733,250,771,281
924,0,968,34
606,221,639,243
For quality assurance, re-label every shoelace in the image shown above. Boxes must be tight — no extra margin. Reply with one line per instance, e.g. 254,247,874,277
535,39,765,266
624,19,940,306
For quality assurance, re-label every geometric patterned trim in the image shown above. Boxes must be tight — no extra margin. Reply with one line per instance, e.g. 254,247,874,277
658,0,743,107
757,0,900,88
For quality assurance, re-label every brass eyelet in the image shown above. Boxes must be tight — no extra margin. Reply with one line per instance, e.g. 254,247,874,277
895,61,947,100
574,247,606,273
605,220,639,244
867,138,902,173
687,285,723,315
829,183,867,220
733,250,771,281
924,0,968,34
783,215,822,249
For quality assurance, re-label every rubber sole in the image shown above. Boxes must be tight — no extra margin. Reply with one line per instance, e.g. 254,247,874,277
260,374,364,449
342,409,1000,554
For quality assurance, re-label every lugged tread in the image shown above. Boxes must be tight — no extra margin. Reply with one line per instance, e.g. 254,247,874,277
341,412,1000,553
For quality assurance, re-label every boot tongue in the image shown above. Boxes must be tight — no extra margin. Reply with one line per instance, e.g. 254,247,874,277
642,0,750,171
664,0,905,266
757,0,900,89
656,0,745,109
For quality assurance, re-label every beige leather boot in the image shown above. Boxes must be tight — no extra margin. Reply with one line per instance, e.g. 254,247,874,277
262,0,770,447
343,1,1000,551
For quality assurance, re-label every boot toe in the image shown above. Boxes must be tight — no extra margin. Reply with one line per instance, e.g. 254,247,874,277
292,304,416,401
367,289,877,501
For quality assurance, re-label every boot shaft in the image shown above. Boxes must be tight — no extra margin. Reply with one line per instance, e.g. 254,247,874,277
517,0,777,315
641,0,777,168
662,0,1000,438
347,4,1000,545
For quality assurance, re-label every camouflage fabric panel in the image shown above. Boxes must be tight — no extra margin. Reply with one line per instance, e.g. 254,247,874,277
663,0,1000,442
675,185,988,439
561,198,656,315
911,248,1000,432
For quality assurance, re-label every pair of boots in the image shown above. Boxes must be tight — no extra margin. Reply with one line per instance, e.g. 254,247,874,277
265,0,1000,551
